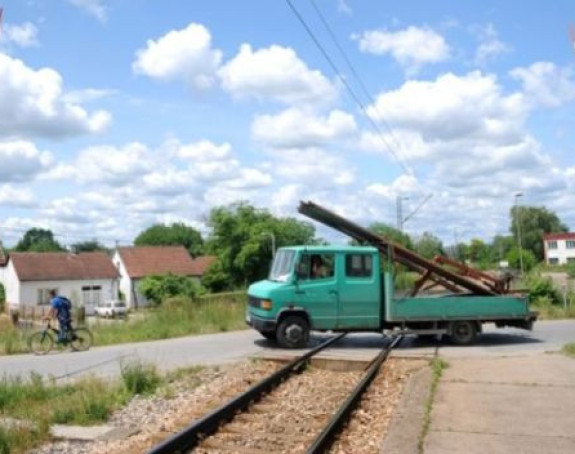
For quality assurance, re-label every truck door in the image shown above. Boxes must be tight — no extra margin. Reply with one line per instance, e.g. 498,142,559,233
294,252,338,330
337,252,380,329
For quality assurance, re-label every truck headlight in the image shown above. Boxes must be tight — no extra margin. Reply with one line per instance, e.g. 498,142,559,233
261,299,273,310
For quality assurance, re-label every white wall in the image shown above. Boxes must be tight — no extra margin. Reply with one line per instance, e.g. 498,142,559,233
4,261,21,312
112,250,151,310
545,240,575,265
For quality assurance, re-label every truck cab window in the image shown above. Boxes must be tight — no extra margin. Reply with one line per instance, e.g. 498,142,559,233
345,254,372,278
300,253,334,280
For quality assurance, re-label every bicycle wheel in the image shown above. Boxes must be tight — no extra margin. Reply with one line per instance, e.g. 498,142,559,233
28,331,54,355
70,327,93,352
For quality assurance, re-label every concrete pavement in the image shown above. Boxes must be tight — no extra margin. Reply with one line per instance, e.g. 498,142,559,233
424,354,575,454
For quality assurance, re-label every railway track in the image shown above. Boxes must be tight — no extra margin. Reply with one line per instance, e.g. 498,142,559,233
148,334,402,454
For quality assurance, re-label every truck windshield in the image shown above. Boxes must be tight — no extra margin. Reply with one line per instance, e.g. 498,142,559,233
268,250,296,282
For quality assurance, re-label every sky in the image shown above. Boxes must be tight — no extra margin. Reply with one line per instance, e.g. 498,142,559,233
0,0,574,248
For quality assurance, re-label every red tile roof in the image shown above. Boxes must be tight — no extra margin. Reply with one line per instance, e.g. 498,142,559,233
543,232,575,241
117,246,200,278
10,252,119,282
190,256,217,276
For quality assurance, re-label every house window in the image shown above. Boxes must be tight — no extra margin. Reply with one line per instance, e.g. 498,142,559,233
345,254,373,278
567,258,575,263
38,288,58,305
82,285,102,306
549,258,559,265
547,241,558,249
566,240,575,249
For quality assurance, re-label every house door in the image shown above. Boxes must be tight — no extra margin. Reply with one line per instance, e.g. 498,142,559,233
82,285,101,315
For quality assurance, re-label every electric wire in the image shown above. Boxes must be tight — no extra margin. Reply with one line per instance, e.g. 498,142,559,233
285,0,412,176
308,0,411,173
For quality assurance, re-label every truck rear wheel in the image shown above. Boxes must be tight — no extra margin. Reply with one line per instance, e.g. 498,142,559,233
276,315,309,349
449,321,477,345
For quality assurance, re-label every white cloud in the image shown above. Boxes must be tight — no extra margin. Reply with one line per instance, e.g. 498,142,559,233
176,140,232,161
252,108,357,148
218,44,337,106
0,53,111,138
0,185,35,207
63,88,117,104
266,147,355,187
354,26,450,74
133,23,222,90
0,140,53,183
473,23,510,66
510,62,575,108
3,22,39,47
365,71,527,150
66,0,107,23
75,142,154,186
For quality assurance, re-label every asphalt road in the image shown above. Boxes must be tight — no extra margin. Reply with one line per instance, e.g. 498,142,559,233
1,320,574,381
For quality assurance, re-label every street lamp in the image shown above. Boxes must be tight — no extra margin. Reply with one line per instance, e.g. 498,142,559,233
514,192,524,276
261,232,276,257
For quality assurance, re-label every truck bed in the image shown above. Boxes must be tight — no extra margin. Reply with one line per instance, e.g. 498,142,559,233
387,294,531,322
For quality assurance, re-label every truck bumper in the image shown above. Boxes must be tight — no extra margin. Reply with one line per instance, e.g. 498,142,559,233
246,312,276,333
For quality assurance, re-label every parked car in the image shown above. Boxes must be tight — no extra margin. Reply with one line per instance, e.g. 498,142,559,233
95,300,127,318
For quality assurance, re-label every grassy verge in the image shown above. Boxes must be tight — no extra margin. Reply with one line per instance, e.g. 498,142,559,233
530,299,575,320
0,362,166,453
0,293,247,355
562,343,575,358
419,357,449,453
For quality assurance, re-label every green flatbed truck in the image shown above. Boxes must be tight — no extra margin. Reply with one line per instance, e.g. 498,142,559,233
246,244,537,348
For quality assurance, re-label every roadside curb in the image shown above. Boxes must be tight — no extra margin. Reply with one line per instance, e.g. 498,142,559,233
380,363,433,454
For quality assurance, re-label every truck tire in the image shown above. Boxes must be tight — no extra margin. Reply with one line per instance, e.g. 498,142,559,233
449,321,477,346
276,315,309,349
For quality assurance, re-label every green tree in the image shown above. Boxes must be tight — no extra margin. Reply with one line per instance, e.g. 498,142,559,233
506,246,536,272
0,283,5,313
414,232,444,259
510,206,568,261
134,223,204,257
71,240,108,253
139,274,204,305
14,228,65,252
368,223,414,249
204,202,316,291
491,235,515,262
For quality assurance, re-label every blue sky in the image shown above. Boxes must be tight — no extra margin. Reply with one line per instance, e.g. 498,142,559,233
0,0,574,248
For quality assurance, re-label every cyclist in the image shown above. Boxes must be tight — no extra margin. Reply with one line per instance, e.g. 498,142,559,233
46,290,72,343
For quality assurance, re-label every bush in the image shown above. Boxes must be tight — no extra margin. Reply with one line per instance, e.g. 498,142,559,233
139,273,205,305
0,284,5,313
567,262,575,280
526,274,562,305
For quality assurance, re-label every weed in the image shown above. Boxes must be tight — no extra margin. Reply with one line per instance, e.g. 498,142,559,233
418,357,449,453
562,343,575,358
121,361,161,396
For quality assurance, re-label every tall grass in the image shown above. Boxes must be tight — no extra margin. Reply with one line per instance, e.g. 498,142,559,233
0,292,247,356
92,294,246,347
0,359,173,453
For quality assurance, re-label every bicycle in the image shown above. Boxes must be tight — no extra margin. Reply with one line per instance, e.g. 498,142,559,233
28,320,94,355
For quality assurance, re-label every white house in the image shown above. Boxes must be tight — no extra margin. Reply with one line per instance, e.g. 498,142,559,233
2,252,120,315
113,246,215,309
543,233,575,265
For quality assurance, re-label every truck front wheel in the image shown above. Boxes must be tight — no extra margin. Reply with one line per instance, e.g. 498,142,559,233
276,315,309,349
449,321,477,346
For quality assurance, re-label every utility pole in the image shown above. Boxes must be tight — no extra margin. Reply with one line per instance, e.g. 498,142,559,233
396,196,408,232
514,192,525,277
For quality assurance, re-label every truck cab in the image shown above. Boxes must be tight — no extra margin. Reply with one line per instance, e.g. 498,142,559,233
247,245,383,348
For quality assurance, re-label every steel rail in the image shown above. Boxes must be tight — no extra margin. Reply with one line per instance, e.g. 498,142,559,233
306,335,403,454
147,333,347,454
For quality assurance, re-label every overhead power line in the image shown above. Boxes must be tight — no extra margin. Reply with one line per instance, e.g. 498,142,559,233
285,0,413,176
